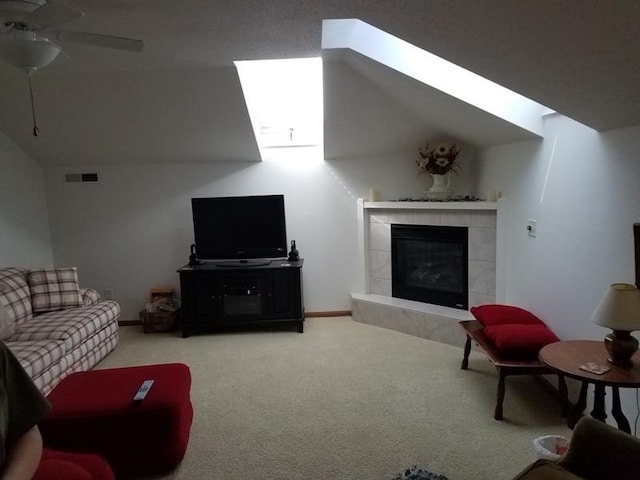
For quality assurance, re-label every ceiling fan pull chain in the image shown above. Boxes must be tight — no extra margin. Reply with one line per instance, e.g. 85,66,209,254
27,73,40,137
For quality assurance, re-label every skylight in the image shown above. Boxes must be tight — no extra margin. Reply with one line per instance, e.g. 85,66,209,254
235,57,323,151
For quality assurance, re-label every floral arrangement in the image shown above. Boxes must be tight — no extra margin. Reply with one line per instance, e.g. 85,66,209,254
416,142,461,176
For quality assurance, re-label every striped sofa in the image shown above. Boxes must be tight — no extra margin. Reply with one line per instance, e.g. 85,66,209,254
0,267,120,396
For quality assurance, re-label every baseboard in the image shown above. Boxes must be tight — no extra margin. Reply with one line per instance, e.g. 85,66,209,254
118,320,141,326
119,311,351,326
305,310,351,318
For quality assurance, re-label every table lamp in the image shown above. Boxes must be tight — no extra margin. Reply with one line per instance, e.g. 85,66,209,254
591,283,640,368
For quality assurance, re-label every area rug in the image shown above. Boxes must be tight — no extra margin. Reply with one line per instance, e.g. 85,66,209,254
390,465,449,480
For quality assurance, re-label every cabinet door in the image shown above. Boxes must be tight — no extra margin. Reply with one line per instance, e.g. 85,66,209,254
219,273,265,318
193,273,222,316
269,268,301,318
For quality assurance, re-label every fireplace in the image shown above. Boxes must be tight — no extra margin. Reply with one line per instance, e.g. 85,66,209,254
353,201,498,347
391,224,468,309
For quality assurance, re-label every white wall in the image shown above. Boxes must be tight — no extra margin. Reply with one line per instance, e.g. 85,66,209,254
476,113,640,419
43,139,486,321
0,133,54,268
43,147,423,320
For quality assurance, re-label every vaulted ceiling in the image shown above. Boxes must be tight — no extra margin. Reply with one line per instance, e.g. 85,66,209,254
1,0,639,166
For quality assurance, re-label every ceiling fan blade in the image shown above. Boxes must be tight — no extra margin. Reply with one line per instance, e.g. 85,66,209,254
24,1,83,30
54,30,144,52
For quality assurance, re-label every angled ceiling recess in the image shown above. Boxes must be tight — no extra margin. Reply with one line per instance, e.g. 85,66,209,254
321,19,550,159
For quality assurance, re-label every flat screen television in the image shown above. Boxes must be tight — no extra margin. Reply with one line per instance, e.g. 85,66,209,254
191,194,287,264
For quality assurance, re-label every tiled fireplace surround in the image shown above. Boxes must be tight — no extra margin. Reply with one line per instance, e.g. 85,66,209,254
351,199,503,347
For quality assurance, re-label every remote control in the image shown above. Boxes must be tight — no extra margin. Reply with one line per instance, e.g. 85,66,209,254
133,379,154,402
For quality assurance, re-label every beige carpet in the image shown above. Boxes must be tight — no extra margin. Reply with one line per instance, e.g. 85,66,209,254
95,317,571,480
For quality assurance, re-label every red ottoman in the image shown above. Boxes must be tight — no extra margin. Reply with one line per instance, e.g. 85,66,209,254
40,363,193,479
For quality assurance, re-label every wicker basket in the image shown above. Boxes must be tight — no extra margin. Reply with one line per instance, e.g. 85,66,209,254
139,310,177,333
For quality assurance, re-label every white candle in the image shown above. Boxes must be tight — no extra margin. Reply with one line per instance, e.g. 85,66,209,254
368,188,379,202
487,191,498,202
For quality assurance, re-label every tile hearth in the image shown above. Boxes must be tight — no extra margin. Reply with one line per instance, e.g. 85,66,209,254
352,200,503,347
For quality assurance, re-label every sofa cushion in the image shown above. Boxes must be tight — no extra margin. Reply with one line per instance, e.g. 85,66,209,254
28,267,83,314
0,267,33,325
10,301,121,351
470,304,545,327
0,298,16,340
6,338,67,382
483,323,560,358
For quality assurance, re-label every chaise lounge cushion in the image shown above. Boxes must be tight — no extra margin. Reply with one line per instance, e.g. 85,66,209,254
28,267,83,314
470,304,559,359
470,304,545,327
483,323,560,358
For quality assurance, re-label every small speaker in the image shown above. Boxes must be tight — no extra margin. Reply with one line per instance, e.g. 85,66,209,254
188,244,202,266
287,240,299,261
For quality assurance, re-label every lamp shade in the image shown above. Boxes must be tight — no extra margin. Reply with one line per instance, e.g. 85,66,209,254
591,283,640,332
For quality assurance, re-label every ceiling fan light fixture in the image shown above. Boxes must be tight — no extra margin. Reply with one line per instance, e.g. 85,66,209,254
0,32,61,72
0,0,46,19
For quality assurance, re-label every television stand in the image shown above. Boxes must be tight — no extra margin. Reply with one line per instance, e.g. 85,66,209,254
177,259,304,337
214,259,273,268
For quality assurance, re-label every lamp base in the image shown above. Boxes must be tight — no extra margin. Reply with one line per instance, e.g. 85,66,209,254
604,330,639,368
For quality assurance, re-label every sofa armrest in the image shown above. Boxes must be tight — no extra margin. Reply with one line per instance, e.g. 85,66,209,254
80,288,101,306
558,416,640,480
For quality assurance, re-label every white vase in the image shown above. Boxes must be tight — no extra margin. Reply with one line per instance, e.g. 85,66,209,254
425,172,453,200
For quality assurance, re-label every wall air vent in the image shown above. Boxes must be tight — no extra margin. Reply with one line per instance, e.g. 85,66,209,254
65,173,99,183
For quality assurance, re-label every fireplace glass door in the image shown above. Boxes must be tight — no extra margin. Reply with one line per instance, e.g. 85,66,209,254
391,224,468,309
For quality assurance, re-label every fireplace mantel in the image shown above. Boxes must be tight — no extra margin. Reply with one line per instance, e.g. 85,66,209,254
364,201,498,211
352,198,506,346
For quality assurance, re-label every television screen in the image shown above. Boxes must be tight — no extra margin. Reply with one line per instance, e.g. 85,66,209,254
191,195,287,261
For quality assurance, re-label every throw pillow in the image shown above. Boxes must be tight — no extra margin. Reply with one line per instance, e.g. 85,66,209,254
0,298,16,340
483,323,560,358
28,267,83,314
470,304,545,327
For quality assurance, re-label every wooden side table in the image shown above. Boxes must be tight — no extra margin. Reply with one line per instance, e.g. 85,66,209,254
539,340,640,433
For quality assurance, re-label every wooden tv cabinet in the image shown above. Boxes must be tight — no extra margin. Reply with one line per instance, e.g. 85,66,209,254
177,259,304,337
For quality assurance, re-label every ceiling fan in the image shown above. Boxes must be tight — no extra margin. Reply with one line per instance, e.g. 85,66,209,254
0,0,144,135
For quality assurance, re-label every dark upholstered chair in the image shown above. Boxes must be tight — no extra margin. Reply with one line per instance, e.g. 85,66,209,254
513,416,640,480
